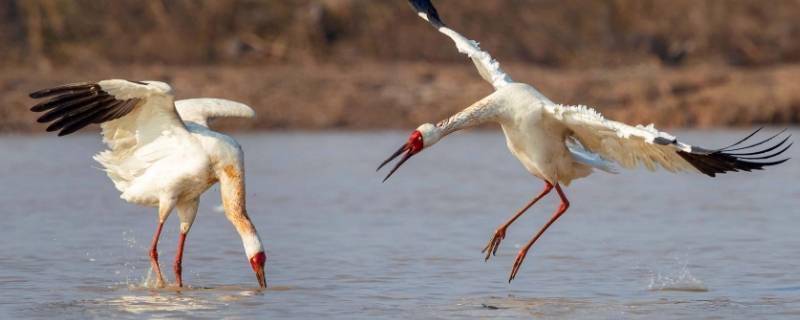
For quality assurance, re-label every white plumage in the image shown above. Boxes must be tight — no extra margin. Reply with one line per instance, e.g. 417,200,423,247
94,91,255,205
30,79,267,288
545,102,697,174
380,0,790,282
176,98,256,128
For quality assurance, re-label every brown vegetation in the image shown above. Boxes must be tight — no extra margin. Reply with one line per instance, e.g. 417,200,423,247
4,63,799,133
1,0,799,132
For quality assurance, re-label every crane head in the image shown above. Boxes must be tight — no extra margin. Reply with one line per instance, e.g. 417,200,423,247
250,251,267,288
377,129,425,182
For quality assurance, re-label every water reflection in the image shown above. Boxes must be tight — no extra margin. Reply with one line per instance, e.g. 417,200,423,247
90,295,217,314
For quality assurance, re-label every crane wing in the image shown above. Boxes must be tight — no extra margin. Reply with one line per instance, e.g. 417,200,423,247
546,104,791,176
30,80,195,193
30,79,187,150
175,98,255,128
408,0,512,89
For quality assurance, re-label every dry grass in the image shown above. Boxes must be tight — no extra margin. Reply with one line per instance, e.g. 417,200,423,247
2,1,799,132
2,0,800,67
5,62,799,134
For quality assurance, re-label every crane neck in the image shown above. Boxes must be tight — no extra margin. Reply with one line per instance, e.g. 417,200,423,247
219,163,263,258
436,94,501,137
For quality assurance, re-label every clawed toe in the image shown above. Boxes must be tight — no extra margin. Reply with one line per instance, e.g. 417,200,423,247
481,229,506,261
508,249,529,283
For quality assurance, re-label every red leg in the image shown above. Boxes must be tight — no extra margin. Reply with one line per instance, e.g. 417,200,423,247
174,232,187,287
509,183,570,282
149,221,166,287
482,182,553,261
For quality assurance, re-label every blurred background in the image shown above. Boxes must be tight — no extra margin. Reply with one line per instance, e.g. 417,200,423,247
3,2,800,318
1,0,799,132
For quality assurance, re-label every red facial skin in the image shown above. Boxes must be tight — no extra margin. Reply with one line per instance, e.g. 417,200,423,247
377,129,426,182
250,251,267,288
408,130,424,155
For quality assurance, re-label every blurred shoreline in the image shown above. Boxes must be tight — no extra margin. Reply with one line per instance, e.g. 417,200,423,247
4,1,800,133
3,62,799,134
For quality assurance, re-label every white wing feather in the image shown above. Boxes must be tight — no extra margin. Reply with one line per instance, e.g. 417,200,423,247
93,80,189,193
410,0,512,89
545,104,698,173
97,79,171,100
175,98,255,127
436,27,513,89
566,139,619,174
95,80,185,151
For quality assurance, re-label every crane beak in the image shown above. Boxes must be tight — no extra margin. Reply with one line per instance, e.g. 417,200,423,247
250,251,267,288
377,143,413,182
377,130,424,182
255,267,266,289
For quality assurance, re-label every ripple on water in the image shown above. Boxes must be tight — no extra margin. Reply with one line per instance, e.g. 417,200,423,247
449,296,617,319
3,131,798,319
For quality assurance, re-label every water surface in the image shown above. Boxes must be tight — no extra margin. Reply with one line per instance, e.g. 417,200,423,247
1,129,798,319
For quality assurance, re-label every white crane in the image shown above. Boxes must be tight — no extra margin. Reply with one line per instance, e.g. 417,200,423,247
29,79,267,288
378,0,791,282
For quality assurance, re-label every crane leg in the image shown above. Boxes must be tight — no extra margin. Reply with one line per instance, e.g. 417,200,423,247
148,221,167,288
149,197,176,288
482,182,553,261
509,183,569,283
174,233,187,287
173,199,198,288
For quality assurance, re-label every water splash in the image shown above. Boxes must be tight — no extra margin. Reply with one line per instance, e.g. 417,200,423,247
140,267,165,289
122,229,137,249
116,229,148,287
647,257,708,292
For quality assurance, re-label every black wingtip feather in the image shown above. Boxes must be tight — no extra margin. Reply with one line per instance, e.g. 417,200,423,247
35,93,109,123
30,90,99,112
716,127,763,151
678,129,792,177
408,0,446,28
29,81,142,136
44,96,115,132
29,82,98,99
721,128,787,153
736,142,793,160
57,106,110,136
725,135,791,157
